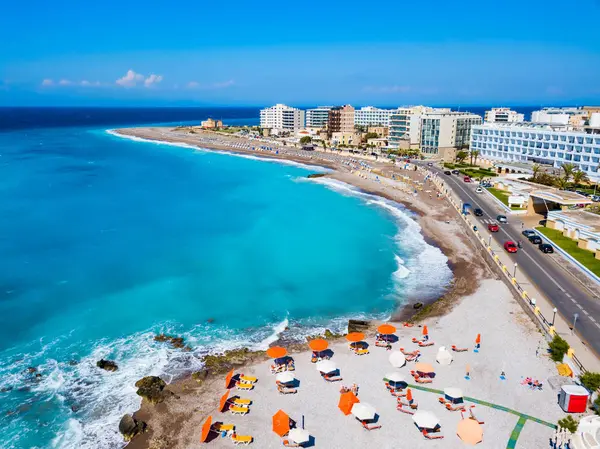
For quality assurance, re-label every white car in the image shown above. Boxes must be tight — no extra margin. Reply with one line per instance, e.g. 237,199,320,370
475,187,483,193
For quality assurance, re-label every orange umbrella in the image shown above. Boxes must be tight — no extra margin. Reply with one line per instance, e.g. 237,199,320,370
272,409,291,437
345,332,365,342
422,326,428,336
475,334,481,344
338,391,360,415
219,390,230,412
266,346,287,359
457,418,483,445
308,339,328,352
415,362,435,374
200,415,212,442
377,324,397,335
225,369,234,389
406,388,413,402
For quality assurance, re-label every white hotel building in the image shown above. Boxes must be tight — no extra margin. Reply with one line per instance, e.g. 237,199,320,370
259,104,305,131
471,123,600,182
484,107,524,123
305,106,332,129
354,106,397,127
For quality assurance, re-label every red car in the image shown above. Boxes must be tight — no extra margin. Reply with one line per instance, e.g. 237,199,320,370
463,176,471,182
488,223,499,232
504,241,518,253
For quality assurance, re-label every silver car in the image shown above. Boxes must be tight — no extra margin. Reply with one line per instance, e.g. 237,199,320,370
497,215,508,223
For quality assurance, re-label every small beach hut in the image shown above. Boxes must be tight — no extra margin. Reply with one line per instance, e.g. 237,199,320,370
276,372,296,385
338,391,360,415
201,415,213,443
308,339,328,352
316,360,337,374
219,390,230,412
413,410,439,430
415,362,435,377
272,410,291,437
457,418,483,445
443,387,464,404
559,385,589,413
288,428,310,445
225,369,235,389
436,346,453,366
351,402,376,421
389,351,407,368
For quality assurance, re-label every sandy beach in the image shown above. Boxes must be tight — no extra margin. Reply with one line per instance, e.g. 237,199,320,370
111,127,564,449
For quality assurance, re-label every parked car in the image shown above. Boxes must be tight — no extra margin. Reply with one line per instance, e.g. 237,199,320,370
522,230,536,238
528,235,542,244
504,241,518,253
452,170,460,175
474,208,484,217
464,176,471,183
475,187,483,193
488,223,499,232
496,215,508,223
592,195,600,202
444,170,452,175
427,162,433,167
539,243,554,253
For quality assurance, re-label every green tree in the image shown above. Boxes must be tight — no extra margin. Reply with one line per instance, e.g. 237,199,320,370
456,151,468,163
532,163,541,182
555,176,570,190
558,415,578,433
573,170,589,186
472,150,480,166
299,136,312,144
548,334,570,362
561,163,576,183
580,372,600,392
364,132,379,140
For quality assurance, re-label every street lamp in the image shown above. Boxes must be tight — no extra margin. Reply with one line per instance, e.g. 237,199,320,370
513,263,518,278
488,235,492,246
572,313,579,335
552,307,557,326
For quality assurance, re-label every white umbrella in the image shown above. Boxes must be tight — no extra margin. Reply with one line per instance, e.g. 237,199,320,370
288,428,310,444
316,360,337,374
351,402,376,421
443,387,463,400
436,346,453,366
384,372,406,383
276,372,295,384
413,410,439,429
389,351,406,368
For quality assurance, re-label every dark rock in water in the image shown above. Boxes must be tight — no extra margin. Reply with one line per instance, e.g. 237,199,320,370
135,376,166,404
323,329,342,339
68,360,79,366
207,318,215,323
26,367,37,374
348,319,370,333
413,302,424,310
71,405,79,413
154,333,190,350
34,373,42,381
119,414,147,441
17,386,30,392
307,173,326,178
192,369,209,385
96,359,118,372
0,387,13,393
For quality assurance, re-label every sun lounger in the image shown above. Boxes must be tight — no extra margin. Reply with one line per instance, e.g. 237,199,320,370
397,404,415,415
218,423,236,433
451,345,468,352
414,377,432,384
324,375,343,382
422,430,444,440
233,398,252,406
240,375,257,383
398,399,418,409
231,433,253,445
230,406,250,415
417,341,434,347
375,341,388,347
283,440,301,447
467,406,485,424
236,382,254,391
271,364,285,374
444,403,466,412
361,421,382,431
355,349,369,356
278,386,297,395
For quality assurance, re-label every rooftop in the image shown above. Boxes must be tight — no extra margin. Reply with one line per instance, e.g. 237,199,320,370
548,209,600,232
530,189,593,205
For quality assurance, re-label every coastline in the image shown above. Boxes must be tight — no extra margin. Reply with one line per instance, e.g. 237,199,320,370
110,126,491,448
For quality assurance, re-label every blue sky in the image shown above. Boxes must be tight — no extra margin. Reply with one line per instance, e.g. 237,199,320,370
1,0,600,106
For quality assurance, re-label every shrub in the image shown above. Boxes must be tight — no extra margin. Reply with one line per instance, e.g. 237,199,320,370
581,372,600,393
558,415,578,432
594,396,600,414
549,335,570,362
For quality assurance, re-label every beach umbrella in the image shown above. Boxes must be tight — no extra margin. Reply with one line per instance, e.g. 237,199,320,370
377,324,397,335
219,390,230,412
389,351,406,368
316,360,337,374
346,332,365,342
288,428,310,445
266,346,287,359
225,369,235,389
444,387,464,404
457,418,483,445
413,410,439,430
308,339,328,352
475,334,481,344
351,402,376,421
338,391,360,415
276,372,296,384
272,409,290,437
415,362,435,375
200,415,212,443
406,388,413,402
422,326,429,336
384,372,406,383
436,346,453,366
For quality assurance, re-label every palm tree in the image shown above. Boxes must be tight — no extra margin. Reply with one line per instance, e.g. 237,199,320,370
561,163,576,183
532,163,541,182
472,150,480,166
322,140,328,152
456,151,468,164
555,176,570,190
572,170,589,186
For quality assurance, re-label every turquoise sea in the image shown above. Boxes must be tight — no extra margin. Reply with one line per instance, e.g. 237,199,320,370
0,109,451,448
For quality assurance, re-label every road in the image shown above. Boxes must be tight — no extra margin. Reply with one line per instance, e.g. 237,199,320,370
423,163,600,356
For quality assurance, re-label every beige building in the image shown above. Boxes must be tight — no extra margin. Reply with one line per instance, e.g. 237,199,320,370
200,118,223,129
331,132,360,146
367,137,388,148
328,105,355,134
367,126,389,137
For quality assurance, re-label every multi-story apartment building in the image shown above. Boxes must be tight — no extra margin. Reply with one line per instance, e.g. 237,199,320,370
484,107,524,123
471,123,600,182
354,106,397,127
259,104,305,131
328,105,355,134
388,106,436,148
531,107,587,127
306,106,333,129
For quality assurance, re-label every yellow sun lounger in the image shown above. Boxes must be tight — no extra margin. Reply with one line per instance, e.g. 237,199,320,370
233,398,252,406
232,434,253,445
355,349,370,356
236,382,254,391
230,406,250,415
218,423,235,432
240,375,258,383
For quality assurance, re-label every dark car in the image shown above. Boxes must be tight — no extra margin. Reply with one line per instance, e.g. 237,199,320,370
522,230,536,238
474,208,484,217
539,243,554,253
528,235,542,244
444,170,452,175
451,170,459,175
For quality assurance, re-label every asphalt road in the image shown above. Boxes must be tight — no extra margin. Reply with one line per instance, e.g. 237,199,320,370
424,163,600,356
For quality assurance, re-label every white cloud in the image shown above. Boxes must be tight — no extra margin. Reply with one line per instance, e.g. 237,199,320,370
144,74,163,88
80,80,102,87
116,69,145,87
41,79,54,86
187,81,200,89
213,79,234,89
58,79,72,86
